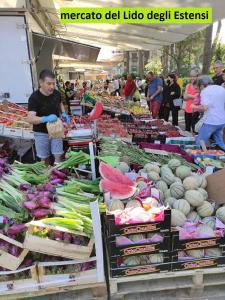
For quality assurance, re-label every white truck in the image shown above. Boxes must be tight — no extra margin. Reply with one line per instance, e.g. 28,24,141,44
0,14,35,104
0,11,100,104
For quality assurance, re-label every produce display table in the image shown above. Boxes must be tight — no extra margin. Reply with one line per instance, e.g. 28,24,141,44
0,134,35,162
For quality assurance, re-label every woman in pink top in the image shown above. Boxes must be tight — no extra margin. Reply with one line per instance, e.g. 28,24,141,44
183,70,199,133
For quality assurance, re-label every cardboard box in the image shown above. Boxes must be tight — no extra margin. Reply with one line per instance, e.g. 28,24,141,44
207,169,225,204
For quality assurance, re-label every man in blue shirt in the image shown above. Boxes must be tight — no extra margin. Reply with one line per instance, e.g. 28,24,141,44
147,72,163,118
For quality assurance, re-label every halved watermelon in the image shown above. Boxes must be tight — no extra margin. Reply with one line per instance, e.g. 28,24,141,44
100,179,136,200
89,101,103,120
99,162,134,186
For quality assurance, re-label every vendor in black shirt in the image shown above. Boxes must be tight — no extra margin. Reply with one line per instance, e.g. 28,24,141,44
27,70,70,165
65,81,75,114
212,60,224,85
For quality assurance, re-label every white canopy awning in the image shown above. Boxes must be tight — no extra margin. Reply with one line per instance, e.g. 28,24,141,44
1,0,225,51
33,0,225,50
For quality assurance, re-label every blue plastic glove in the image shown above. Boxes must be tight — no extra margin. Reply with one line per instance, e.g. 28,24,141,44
41,114,57,123
61,112,70,125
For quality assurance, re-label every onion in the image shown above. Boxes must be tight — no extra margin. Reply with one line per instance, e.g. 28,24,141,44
51,168,67,179
20,184,31,192
63,232,71,243
7,224,26,236
31,209,53,219
22,259,33,268
42,183,55,193
0,240,9,252
3,216,9,224
23,201,39,211
37,191,52,198
53,230,63,241
50,178,64,185
9,245,20,257
81,262,90,271
37,197,52,209
26,193,36,201
60,168,70,175
0,159,6,167
37,184,45,191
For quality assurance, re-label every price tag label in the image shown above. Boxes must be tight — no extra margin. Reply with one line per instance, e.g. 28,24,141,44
0,216,4,223
154,140,161,144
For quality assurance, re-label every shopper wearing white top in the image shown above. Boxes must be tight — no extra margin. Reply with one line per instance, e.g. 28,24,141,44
190,75,225,150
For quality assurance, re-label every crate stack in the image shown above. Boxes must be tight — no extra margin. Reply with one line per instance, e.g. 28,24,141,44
104,207,172,278
0,201,106,298
170,229,225,272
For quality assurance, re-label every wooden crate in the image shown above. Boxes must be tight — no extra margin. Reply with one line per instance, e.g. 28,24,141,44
37,257,99,289
0,281,107,300
0,265,38,296
23,221,94,260
109,267,225,300
0,233,28,271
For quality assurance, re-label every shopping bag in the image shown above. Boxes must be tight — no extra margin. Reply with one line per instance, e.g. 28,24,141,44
47,118,65,139
173,98,183,107
133,89,141,101
194,117,204,133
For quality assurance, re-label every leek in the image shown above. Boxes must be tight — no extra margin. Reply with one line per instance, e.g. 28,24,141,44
56,151,90,170
13,161,46,174
41,217,84,232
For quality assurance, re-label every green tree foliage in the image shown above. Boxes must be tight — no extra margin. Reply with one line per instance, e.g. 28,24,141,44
145,57,163,75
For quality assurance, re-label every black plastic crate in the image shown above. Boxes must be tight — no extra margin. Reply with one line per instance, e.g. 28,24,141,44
104,209,171,237
118,114,134,123
171,256,225,272
171,231,225,251
110,254,171,278
108,233,171,257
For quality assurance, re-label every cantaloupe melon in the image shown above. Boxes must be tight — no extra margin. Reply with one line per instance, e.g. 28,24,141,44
186,249,204,258
168,159,181,170
216,206,225,223
155,180,168,193
176,166,191,180
185,190,204,207
202,216,216,229
170,182,185,199
173,199,191,216
171,209,187,226
205,248,222,257
183,176,199,190
197,201,214,217
187,211,201,223
196,224,215,237
149,253,164,264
